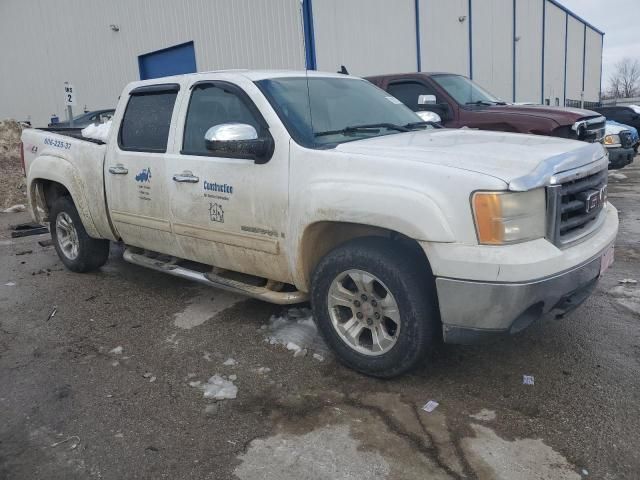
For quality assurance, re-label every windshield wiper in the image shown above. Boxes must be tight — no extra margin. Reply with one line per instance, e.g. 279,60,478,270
314,123,409,137
465,100,507,106
404,121,442,130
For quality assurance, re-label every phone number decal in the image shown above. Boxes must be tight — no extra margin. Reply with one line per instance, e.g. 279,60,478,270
44,137,71,149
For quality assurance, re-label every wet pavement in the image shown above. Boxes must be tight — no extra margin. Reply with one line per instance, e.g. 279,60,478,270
1,159,640,479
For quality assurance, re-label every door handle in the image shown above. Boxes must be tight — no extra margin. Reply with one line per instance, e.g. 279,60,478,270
173,171,200,183
108,164,128,175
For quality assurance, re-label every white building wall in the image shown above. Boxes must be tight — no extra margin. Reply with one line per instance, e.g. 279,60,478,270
565,15,585,103
471,0,514,101
542,1,566,106
418,0,470,76
0,0,605,125
0,0,305,127
312,0,417,76
515,0,543,103
584,27,603,102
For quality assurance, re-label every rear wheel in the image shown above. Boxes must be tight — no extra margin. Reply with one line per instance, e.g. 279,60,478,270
50,196,110,272
311,237,439,378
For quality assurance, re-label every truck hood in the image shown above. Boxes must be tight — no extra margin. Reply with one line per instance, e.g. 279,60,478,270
335,128,607,190
481,104,601,125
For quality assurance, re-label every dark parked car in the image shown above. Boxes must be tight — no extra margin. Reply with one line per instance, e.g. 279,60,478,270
592,105,640,133
366,72,606,143
48,109,115,128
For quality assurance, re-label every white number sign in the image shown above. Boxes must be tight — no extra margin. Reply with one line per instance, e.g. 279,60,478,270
64,84,76,106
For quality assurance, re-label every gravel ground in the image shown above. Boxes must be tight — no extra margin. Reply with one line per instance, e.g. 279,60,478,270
0,158,639,479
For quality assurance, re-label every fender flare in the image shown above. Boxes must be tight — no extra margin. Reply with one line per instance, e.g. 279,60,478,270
28,155,101,238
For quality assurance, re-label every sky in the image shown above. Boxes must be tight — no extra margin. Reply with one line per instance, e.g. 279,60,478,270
559,0,640,92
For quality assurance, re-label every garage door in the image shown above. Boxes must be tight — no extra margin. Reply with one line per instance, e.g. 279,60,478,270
138,41,197,80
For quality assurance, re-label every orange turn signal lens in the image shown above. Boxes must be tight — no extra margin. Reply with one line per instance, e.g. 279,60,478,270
472,192,504,245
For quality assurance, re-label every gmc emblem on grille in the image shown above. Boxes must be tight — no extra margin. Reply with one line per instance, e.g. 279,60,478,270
582,186,607,213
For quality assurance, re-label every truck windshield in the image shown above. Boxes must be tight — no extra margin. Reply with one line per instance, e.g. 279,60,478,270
431,74,505,106
256,77,427,148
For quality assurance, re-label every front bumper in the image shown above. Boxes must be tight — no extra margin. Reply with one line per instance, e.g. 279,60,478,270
437,250,606,344
607,146,635,169
430,204,618,345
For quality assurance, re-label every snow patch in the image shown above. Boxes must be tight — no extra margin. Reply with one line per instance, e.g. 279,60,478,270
223,358,237,366
609,285,640,315
2,204,26,213
462,424,580,480
190,375,238,400
174,290,243,329
109,346,123,355
265,307,328,357
469,409,496,421
81,120,112,142
234,424,390,479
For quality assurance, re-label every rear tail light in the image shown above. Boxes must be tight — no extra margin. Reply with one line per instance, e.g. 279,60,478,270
20,142,26,176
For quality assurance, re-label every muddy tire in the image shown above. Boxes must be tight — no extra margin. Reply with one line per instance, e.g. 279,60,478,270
311,237,439,378
49,196,110,272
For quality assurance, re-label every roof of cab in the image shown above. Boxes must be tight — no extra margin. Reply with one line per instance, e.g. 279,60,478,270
126,69,361,90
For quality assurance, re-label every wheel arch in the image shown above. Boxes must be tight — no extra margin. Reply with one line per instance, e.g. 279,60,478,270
295,221,434,292
28,156,101,238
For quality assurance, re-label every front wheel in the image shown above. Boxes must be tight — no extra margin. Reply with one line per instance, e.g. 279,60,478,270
49,196,110,272
311,237,439,378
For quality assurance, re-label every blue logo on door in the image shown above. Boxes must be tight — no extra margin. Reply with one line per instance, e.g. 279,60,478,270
135,168,152,183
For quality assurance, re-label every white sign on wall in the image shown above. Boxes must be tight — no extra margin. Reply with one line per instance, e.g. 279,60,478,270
64,84,76,106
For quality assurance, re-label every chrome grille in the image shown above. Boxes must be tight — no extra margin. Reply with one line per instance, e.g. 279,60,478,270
547,169,608,247
573,116,606,143
620,131,634,149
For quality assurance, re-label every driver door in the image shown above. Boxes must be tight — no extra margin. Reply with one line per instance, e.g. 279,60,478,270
166,79,291,283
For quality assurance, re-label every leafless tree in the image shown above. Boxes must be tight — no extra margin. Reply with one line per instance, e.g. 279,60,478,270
608,58,640,98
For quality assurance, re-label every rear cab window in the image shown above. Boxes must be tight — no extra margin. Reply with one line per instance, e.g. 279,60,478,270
118,84,180,153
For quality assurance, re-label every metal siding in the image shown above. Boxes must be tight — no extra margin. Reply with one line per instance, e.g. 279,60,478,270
419,0,470,76
312,0,417,76
565,15,585,102
471,0,514,101
514,0,543,103
0,0,305,127
584,28,602,102
543,2,565,106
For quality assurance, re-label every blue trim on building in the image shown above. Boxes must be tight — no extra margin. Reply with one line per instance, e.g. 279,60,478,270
415,0,422,71
302,0,317,70
468,0,473,78
541,0,546,104
563,12,568,106
582,24,587,93
512,0,516,102
547,0,604,35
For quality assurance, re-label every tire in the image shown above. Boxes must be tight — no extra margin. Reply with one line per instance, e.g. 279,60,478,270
311,237,439,378
49,196,110,272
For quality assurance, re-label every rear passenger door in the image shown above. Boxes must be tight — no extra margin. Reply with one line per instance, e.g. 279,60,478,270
104,83,181,256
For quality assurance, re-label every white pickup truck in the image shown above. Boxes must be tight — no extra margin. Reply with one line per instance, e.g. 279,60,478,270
22,70,618,377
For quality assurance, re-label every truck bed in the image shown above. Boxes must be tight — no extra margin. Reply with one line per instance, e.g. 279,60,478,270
38,127,105,145
21,127,116,241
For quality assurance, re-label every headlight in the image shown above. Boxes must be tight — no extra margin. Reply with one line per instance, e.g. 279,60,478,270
472,189,546,245
604,134,621,146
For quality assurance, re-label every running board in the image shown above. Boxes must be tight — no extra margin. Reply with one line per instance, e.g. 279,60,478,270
122,248,308,305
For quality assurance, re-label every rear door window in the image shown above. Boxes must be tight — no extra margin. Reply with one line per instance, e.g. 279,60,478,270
119,85,179,152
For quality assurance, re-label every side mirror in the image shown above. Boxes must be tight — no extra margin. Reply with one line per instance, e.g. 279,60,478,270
418,94,437,106
416,111,442,124
204,123,274,163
